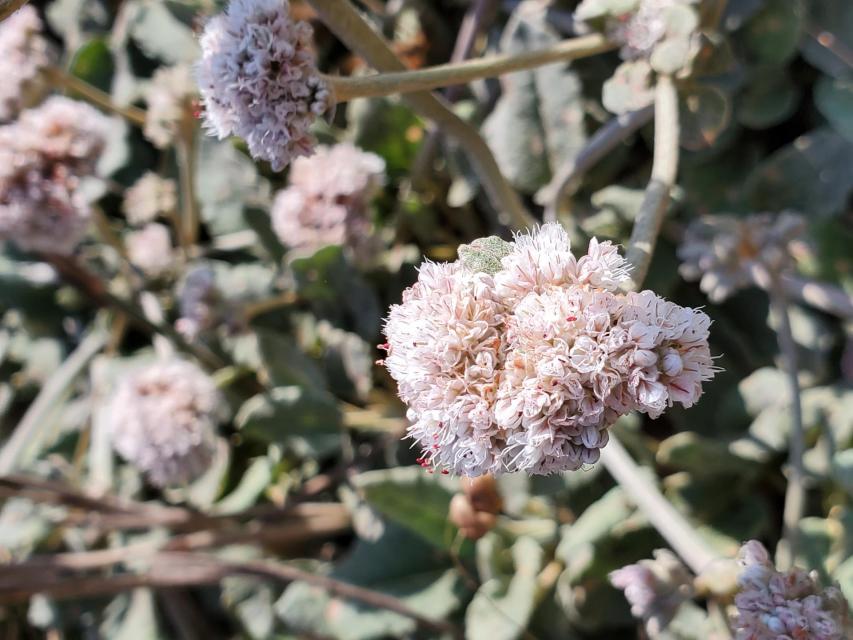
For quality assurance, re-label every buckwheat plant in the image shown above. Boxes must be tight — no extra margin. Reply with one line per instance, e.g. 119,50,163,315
0,5,52,122
271,143,385,262
107,359,226,487
122,172,178,225
734,540,852,640
0,97,110,255
196,0,331,171
382,224,717,476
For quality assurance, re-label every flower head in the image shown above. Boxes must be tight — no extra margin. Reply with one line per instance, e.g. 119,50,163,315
0,97,110,255
126,223,174,276
122,172,178,225
678,212,806,302
144,64,195,149
271,143,385,262
175,265,222,341
382,224,717,476
0,6,52,122
196,0,331,171
108,359,226,486
609,549,694,635
734,540,852,640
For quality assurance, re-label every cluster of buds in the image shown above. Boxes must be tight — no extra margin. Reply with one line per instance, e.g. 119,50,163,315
382,224,717,477
448,475,503,540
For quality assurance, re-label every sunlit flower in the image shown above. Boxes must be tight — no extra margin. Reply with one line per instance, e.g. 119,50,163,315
144,64,195,149
108,359,226,487
122,172,178,225
126,223,173,276
734,540,852,640
271,143,385,262
0,5,52,122
610,549,694,635
196,0,330,171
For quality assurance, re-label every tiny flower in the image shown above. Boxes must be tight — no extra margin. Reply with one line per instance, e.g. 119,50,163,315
175,265,221,341
196,0,331,171
271,143,385,262
107,359,227,487
122,172,178,225
0,5,53,122
143,64,196,149
609,549,694,635
126,223,174,276
0,97,110,255
734,540,852,640
678,212,806,303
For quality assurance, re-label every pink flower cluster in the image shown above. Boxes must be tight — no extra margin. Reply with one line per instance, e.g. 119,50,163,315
735,540,851,640
196,0,330,171
382,224,717,476
271,143,385,262
0,6,52,122
0,97,110,255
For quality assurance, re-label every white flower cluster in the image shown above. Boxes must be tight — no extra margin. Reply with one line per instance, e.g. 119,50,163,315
108,359,227,487
0,6,52,122
196,0,330,171
271,143,385,262
144,64,195,149
122,172,178,225
0,97,110,255
126,223,174,277
609,549,694,635
678,212,806,302
382,224,717,476
735,540,851,640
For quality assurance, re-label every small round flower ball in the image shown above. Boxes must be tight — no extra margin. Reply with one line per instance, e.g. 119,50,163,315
144,64,196,149
108,359,227,487
0,5,53,122
0,97,110,255
271,143,385,262
196,0,331,171
126,223,174,276
123,172,178,225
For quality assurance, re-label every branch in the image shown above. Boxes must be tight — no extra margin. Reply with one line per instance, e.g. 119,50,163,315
0,0,28,22
326,34,612,102
45,66,147,126
624,75,680,288
781,274,853,321
307,0,535,231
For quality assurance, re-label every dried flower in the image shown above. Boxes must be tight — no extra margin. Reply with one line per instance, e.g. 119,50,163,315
0,97,110,255
382,224,718,476
678,212,806,302
0,6,52,122
609,549,694,635
271,143,385,261
122,172,178,225
449,493,497,540
108,359,226,487
144,64,195,149
734,540,852,640
196,0,331,171
126,223,174,276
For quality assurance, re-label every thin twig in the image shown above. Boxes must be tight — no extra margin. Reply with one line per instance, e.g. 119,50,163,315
780,274,853,321
624,75,680,288
0,330,107,474
326,34,613,102
45,66,147,126
0,0,28,22
307,0,536,231
176,113,202,247
539,104,654,222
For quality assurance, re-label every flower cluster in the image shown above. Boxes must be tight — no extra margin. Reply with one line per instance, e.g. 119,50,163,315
382,224,717,476
734,540,851,640
678,212,806,302
144,64,195,149
175,265,231,341
609,549,694,635
0,97,110,255
271,143,385,262
196,0,330,171
122,172,178,225
126,223,174,277
0,6,52,122
107,359,226,486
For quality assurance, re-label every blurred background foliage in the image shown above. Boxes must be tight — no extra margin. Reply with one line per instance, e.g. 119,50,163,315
0,0,852,638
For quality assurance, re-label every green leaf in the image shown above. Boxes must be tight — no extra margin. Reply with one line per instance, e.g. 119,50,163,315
656,432,759,477
799,0,853,78
556,486,634,563
483,2,587,192
69,38,114,92
815,76,853,142
737,71,800,129
347,98,422,177
740,0,803,66
214,455,274,514
679,83,732,150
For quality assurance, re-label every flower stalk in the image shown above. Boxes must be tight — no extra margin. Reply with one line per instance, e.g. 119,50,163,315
45,65,147,126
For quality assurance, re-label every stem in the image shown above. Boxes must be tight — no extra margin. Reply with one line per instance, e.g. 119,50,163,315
45,66,147,126
326,34,613,102
599,438,717,575
780,274,853,321
176,113,201,247
539,104,654,222
307,0,535,232
0,0,28,22
767,280,807,570
624,75,680,288
0,329,107,474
